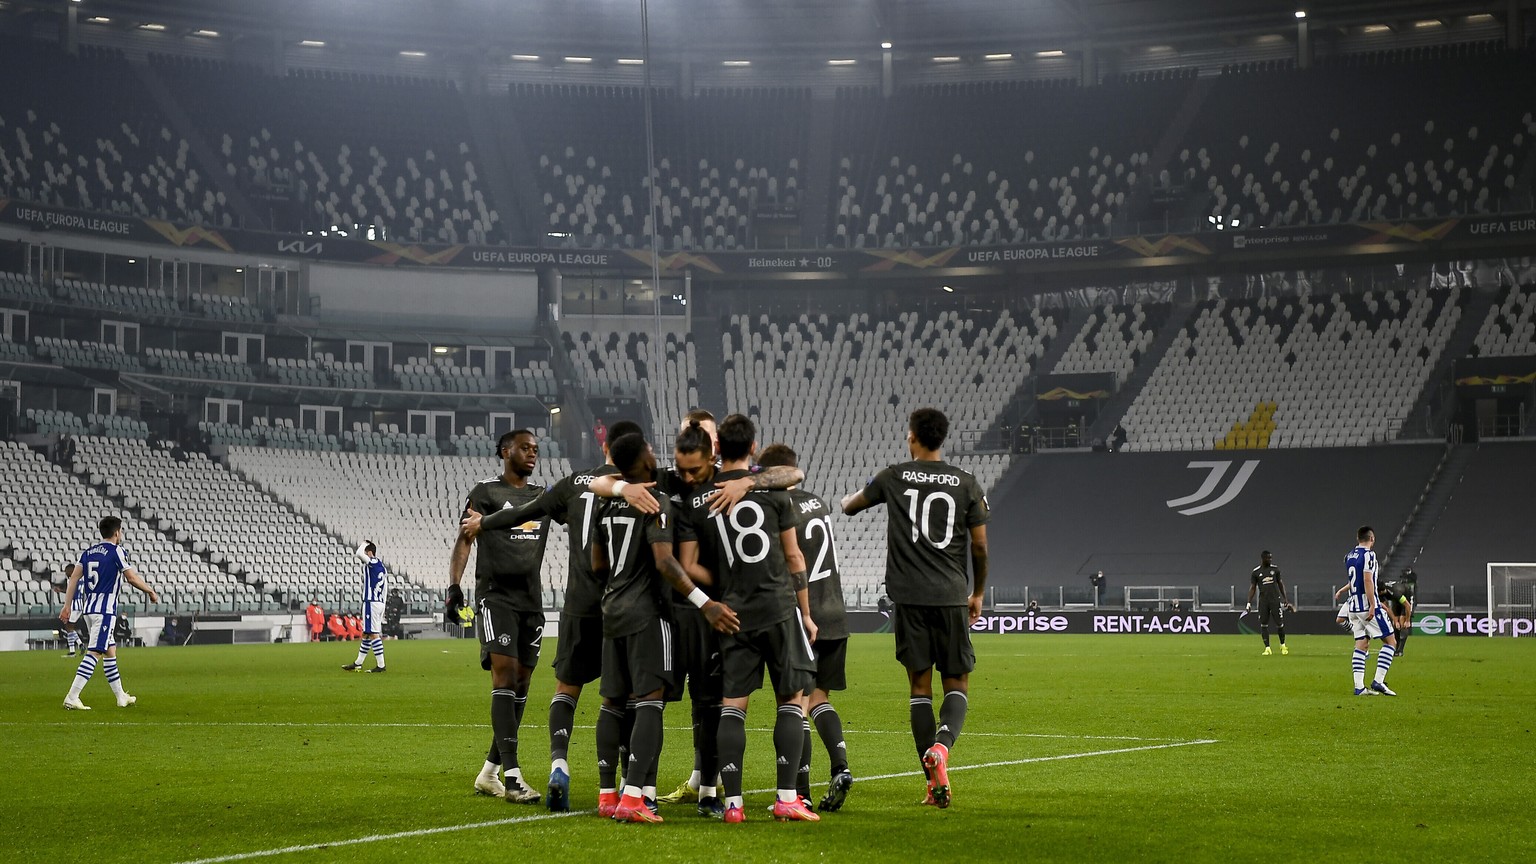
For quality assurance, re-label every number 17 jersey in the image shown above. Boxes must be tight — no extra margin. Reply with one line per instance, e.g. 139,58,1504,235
863,460,989,606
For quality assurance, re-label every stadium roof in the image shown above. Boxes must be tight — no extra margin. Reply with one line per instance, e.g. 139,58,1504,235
15,0,1522,58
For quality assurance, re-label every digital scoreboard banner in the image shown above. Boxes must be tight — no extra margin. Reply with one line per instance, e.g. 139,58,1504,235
5,196,1535,279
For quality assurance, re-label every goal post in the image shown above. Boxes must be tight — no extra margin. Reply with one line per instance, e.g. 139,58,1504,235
1487,563,1536,635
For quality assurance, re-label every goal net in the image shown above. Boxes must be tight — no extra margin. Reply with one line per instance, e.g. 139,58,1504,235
1487,563,1536,633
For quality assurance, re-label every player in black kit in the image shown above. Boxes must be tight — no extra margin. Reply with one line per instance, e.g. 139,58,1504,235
459,420,644,812
448,429,551,805
1245,550,1294,656
758,442,855,813
591,432,738,824
842,408,990,809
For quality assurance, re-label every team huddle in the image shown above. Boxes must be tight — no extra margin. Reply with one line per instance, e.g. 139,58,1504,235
449,406,990,823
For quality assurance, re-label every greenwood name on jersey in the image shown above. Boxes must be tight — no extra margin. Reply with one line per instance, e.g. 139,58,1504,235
594,490,676,638
464,478,551,611
77,541,130,615
706,469,799,632
501,464,620,618
863,461,989,606
1251,564,1284,603
1344,545,1378,613
789,488,848,641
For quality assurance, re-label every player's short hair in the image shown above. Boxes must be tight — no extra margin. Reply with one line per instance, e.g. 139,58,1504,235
684,408,716,426
909,407,949,451
717,413,755,461
608,419,643,442
364,542,377,555
1261,549,1272,557
497,428,534,458
98,516,122,539
757,442,798,469
1357,525,1374,542
675,419,712,457
609,432,649,476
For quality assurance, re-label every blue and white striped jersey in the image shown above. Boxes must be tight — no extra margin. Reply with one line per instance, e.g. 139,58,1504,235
357,546,387,603
67,565,84,615
77,542,131,615
1344,545,1378,613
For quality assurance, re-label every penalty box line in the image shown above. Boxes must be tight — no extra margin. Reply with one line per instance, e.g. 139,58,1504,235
7,720,1190,743
169,738,1218,864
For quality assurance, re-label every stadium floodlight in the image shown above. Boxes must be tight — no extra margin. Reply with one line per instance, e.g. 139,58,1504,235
1036,49,1065,57
432,346,450,355
299,40,326,47
985,53,1014,60
511,54,541,61
1294,10,1306,19
86,16,111,23
194,30,220,38
880,41,892,49
1414,19,1442,28
399,50,427,58
234,268,244,273
564,56,593,63
721,60,751,66
1361,24,1390,33
932,56,961,63
139,23,167,31
941,285,954,293
549,407,562,415
616,58,644,65
827,59,857,65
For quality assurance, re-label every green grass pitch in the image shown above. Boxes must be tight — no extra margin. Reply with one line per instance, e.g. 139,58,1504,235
3,633,1533,863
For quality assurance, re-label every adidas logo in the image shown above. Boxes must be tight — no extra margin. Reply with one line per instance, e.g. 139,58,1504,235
836,742,847,750
553,729,570,737
598,760,610,768
777,756,788,765
938,725,949,733
721,763,740,772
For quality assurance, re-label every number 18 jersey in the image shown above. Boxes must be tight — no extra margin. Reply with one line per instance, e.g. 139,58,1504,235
864,461,989,606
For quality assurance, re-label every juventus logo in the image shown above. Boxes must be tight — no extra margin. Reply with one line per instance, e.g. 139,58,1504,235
1166,460,1260,516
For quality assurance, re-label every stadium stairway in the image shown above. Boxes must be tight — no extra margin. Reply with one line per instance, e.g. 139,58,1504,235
801,95,837,247
541,318,598,462
690,313,729,418
463,85,541,246
982,305,1086,447
1398,287,1495,440
1117,77,1216,232
1383,442,1476,583
133,60,265,230
1087,300,1198,445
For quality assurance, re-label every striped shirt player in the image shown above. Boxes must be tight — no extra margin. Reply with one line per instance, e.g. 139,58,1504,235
61,562,86,656
343,542,387,673
61,516,158,710
1336,526,1398,697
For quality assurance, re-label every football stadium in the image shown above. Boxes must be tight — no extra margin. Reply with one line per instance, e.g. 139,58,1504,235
3,0,1536,860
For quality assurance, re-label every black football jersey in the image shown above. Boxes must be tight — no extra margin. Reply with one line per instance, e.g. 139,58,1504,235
788,488,848,640
706,468,799,631
862,461,989,606
463,478,550,611
1251,564,1285,602
595,489,676,638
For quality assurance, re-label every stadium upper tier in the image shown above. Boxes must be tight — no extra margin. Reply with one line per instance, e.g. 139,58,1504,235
7,43,1534,251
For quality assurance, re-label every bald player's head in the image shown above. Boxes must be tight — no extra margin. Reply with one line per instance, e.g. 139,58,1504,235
681,409,717,457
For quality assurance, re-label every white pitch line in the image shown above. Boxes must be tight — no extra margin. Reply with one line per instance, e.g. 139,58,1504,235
2,721,1187,742
167,737,1217,864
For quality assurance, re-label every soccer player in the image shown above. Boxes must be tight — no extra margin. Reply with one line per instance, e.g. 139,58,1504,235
57,564,85,657
343,541,387,673
842,407,990,808
1379,579,1414,658
1335,526,1398,696
590,414,804,813
60,517,159,710
684,414,820,824
459,419,645,812
591,431,738,824
449,429,552,803
1245,550,1294,655
758,442,854,813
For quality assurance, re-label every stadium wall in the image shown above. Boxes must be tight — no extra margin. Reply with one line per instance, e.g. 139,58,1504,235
1410,440,1536,587
987,445,1445,598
